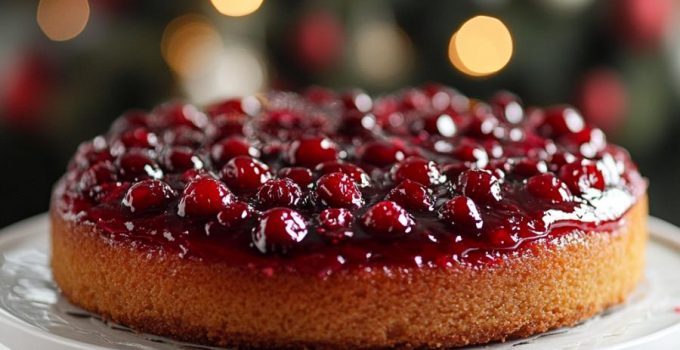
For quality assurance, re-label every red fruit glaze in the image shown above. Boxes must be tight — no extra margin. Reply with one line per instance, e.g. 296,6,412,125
53,86,646,275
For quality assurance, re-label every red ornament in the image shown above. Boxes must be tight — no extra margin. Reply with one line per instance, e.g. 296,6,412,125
612,0,675,50
0,53,55,129
293,10,344,72
576,68,627,133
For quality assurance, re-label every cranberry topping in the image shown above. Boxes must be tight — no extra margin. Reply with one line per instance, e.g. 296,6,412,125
278,167,314,188
315,172,363,209
286,136,339,167
558,160,606,194
315,161,371,188
252,208,308,254
54,86,646,275
391,156,444,187
526,173,572,203
122,179,175,213
317,208,354,244
439,195,483,230
456,169,503,203
220,156,272,194
216,201,253,228
178,176,233,217
360,201,415,238
386,180,434,212
256,178,302,208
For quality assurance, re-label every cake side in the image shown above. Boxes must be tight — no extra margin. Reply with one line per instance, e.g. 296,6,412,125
50,196,647,349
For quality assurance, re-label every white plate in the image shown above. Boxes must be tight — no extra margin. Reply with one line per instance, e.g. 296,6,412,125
0,215,679,350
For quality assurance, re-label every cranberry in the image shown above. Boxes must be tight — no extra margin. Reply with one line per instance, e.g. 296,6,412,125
220,156,272,194
422,112,458,137
211,136,259,166
206,98,243,116
109,110,149,134
116,150,163,181
72,139,112,169
490,91,524,124
438,195,483,230
452,140,489,167
161,126,207,147
88,182,130,204
122,179,174,213
315,161,371,188
456,169,502,203
160,146,203,172
317,208,354,243
560,127,607,158
526,173,572,203
339,110,377,137
400,88,430,111
256,178,302,208
558,161,606,194
467,109,499,137
540,106,585,137
315,172,363,208
287,136,339,167
391,156,443,187
304,86,337,105
178,176,234,217
386,179,434,212
278,167,314,188
252,208,308,254
216,201,253,228
118,127,158,149
78,161,117,191
550,152,577,169
262,109,304,136
512,158,548,177
213,113,248,137
340,90,373,113
360,201,415,238
154,102,208,130
358,140,406,167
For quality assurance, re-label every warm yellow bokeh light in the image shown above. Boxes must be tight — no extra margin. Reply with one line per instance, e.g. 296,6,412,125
37,0,90,41
210,0,264,17
448,15,513,77
161,15,223,77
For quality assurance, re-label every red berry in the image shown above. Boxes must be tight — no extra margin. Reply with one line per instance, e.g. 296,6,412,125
540,106,585,137
256,178,302,208
287,136,339,167
340,90,373,113
116,150,163,181
315,161,371,188
452,140,489,167
252,208,308,254
512,158,548,177
78,161,117,191
220,156,272,194
153,102,208,129
386,179,434,212
160,146,203,172
467,109,499,137
360,201,415,238
422,112,458,137
490,91,524,124
560,127,607,158
118,127,158,149
456,169,503,203
178,176,234,217
317,208,354,243
391,156,443,187
278,167,314,188
211,136,259,166
526,173,572,203
315,172,363,208
216,201,253,228
558,161,606,194
358,140,406,167
304,86,337,105
205,98,243,116
122,179,174,213
439,195,483,230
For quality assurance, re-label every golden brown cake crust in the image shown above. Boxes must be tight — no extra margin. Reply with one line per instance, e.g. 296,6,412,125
50,196,647,349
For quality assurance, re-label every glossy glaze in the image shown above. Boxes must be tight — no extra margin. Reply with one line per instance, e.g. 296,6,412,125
53,85,646,276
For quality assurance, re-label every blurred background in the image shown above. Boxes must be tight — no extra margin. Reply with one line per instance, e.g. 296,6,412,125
0,0,679,228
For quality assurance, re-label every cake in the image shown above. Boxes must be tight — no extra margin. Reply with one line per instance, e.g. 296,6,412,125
50,85,648,349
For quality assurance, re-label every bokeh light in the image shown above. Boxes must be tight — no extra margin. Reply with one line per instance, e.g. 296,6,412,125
210,0,264,17
448,15,513,77
355,21,414,85
161,15,223,77
36,0,90,41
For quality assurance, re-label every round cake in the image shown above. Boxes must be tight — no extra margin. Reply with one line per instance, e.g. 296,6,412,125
50,85,648,349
